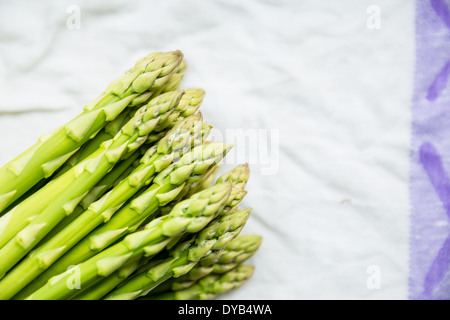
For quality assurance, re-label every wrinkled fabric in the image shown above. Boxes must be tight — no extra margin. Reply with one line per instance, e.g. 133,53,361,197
0,0,414,299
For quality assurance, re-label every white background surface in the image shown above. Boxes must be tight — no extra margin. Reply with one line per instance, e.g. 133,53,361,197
0,0,415,299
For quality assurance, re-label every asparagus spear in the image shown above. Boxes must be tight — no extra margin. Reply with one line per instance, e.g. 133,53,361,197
215,164,250,215
0,113,209,299
0,91,185,278
146,88,206,144
0,51,183,214
102,207,251,300
71,166,252,300
160,60,186,93
25,183,233,300
127,163,250,257
0,90,184,250
210,235,261,274
155,164,222,218
4,60,189,213
163,163,223,212
37,150,143,246
79,233,260,300
47,87,206,234
158,163,249,219
150,234,262,294
16,141,230,298
183,164,222,198
144,265,255,300
55,72,198,180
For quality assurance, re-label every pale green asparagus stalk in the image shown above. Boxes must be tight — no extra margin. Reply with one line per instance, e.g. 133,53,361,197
37,150,143,246
16,141,230,299
46,87,206,236
103,207,251,300
159,163,250,220
71,248,154,300
71,166,252,300
0,91,185,279
184,164,222,198
162,163,250,218
2,125,142,215
146,88,206,144
144,265,255,300
215,164,250,215
159,60,187,93
148,234,262,294
141,162,250,246
25,183,233,300
0,51,183,214
70,252,147,300
0,90,185,252
209,235,261,274
0,113,209,299
155,164,222,218
169,163,223,208
52,112,138,179
157,163,248,219
54,64,190,178
4,61,189,213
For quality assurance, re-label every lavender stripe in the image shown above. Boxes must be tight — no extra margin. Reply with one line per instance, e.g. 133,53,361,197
410,0,450,300
419,142,450,296
423,235,450,296
431,0,450,29
419,142,450,213
426,61,450,101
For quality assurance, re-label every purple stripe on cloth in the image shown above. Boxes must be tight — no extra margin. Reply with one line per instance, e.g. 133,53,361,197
431,0,450,28
419,143,450,296
427,61,450,101
410,0,450,300
419,143,450,214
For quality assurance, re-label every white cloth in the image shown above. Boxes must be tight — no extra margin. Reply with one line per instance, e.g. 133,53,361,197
0,0,414,299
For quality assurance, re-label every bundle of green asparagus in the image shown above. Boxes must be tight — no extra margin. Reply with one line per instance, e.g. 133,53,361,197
0,50,262,300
